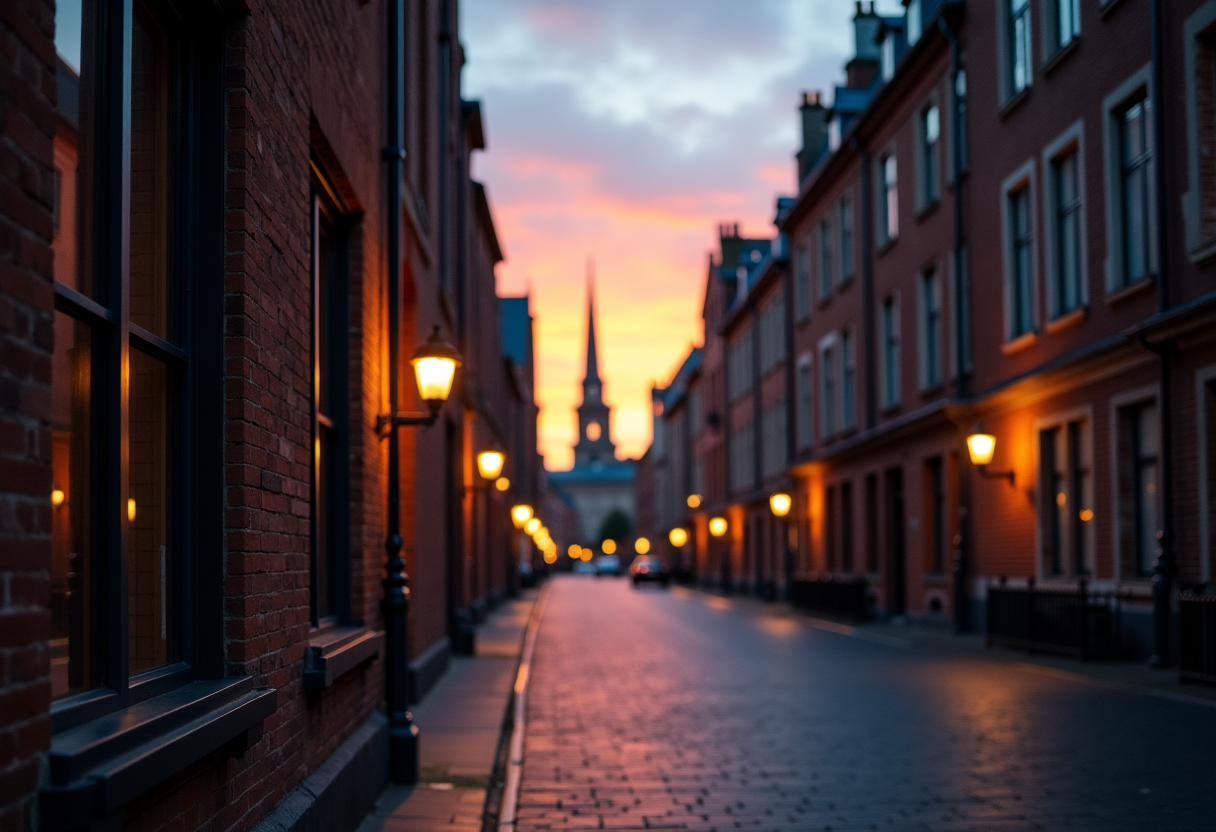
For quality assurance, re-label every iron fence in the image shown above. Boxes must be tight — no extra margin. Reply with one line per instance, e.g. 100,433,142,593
986,578,1121,660
1180,589,1216,685
789,573,869,621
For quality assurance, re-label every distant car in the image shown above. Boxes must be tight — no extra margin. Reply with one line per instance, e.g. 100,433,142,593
572,560,596,575
594,554,622,577
629,556,669,588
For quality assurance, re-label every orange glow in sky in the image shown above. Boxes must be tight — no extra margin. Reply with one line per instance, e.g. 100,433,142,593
463,1,860,470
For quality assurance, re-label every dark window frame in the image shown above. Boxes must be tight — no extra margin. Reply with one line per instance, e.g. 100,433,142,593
50,0,226,731
1008,185,1034,337
1118,95,1155,287
1051,148,1083,316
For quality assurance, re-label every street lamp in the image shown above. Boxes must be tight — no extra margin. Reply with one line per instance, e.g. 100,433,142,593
966,424,1015,485
477,446,506,482
708,516,728,538
511,504,533,529
377,322,463,784
769,492,792,518
668,527,689,548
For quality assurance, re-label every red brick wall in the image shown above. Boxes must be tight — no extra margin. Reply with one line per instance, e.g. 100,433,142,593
0,1,56,829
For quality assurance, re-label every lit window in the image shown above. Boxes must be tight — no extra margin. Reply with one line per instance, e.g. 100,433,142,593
1009,0,1032,95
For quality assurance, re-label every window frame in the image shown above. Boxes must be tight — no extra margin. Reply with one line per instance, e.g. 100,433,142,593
794,235,811,321
918,266,943,391
796,355,813,451
840,327,856,431
1101,63,1156,295
1041,120,1088,322
1000,159,1038,343
918,101,941,210
50,0,227,730
880,294,901,410
1109,386,1160,579
1008,0,1034,97
818,334,837,440
838,193,855,284
878,152,900,244
817,219,833,302
1034,407,1094,578
1182,3,1216,257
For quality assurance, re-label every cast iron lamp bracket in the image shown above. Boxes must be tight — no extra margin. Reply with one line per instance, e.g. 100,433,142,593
376,402,442,437
976,465,1015,486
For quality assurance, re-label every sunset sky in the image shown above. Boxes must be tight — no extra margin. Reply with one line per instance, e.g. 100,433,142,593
462,1,894,471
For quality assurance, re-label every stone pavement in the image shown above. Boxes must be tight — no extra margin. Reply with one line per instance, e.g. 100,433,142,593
514,576,1216,832
358,590,536,832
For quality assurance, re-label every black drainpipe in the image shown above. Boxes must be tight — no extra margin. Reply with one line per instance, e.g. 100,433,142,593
940,13,972,633
382,0,420,783
1149,0,1175,668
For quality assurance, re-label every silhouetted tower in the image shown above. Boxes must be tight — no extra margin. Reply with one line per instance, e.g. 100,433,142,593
574,263,615,468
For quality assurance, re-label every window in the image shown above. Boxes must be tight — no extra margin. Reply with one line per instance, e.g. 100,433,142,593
762,401,787,481
841,329,856,431
919,268,942,389
1053,0,1081,51
882,32,897,81
795,238,811,320
925,457,946,574
819,340,836,439
1009,0,1033,95
1039,418,1092,576
907,0,922,46
727,327,754,401
1119,403,1160,576
1008,185,1035,338
841,480,855,573
839,195,854,282
730,421,756,495
797,359,813,450
818,220,833,300
1119,96,1155,287
49,1,224,709
1184,8,1216,251
880,154,899,242
880,296,901,408
921,105,940,206
1050,147,1083,317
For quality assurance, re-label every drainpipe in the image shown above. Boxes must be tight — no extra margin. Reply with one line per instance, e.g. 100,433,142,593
1149,0,1175,668
382,0,420,783
940,13,972,633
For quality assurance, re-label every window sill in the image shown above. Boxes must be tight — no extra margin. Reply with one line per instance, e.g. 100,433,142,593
41,677,276,831
1044,306,1087,334
1105,274,1155,306
1001,330,1038,355
1042,38,1080,79
875,236,898,257
998,88,1032,122
915,198,941,223
304,625,383,690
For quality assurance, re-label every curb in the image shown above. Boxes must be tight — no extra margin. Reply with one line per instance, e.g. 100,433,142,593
494,583,550,832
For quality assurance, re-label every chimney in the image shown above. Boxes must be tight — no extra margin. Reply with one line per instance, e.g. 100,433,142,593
846,1,881,89
796,91,828,183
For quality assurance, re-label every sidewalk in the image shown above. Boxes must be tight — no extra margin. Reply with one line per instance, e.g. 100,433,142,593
672,585,1216,707
357,590,537,832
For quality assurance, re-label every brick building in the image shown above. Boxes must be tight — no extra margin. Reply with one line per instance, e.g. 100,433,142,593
0,1,538,831
643,0,1216,661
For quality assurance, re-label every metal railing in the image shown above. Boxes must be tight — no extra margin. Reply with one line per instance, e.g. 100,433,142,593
789,573,869,621
1180,589,1216,685
986,577,1121,660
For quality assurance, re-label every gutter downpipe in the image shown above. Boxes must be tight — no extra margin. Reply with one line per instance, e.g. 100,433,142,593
1149,0,1175,668
382,0,420,783
940,13,972,633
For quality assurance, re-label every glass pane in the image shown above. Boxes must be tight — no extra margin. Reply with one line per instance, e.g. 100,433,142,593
128,348,175,674
53,0,92,298
129,8,173,340
1138,460,1160,573
51,313,92,697
316,425,335,619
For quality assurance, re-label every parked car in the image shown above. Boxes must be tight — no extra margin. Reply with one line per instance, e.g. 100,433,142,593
629,556,669,588
572,560,596,575
594,554,622,577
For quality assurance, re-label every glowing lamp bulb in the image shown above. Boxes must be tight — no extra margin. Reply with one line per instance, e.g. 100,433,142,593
634,537,650,555
409,326,462,404
668,527,689,548
477,449,506,481
769,493,792,518
966,431,997,467
708,516,728,538
511,504,534,529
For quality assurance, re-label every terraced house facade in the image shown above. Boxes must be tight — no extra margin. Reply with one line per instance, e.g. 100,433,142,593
640,0,1216,665
0,1,539,830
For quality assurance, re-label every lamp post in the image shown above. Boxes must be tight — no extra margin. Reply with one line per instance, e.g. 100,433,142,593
769,493,792,602
377,320,462,784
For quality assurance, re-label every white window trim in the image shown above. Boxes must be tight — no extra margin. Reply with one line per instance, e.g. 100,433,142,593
1032,405,1096,581
1197,363,1216,581
1108,383,1160,581
1183,2,1216,258
1101,62,1156,294
1000,158,1039,343
917,264,944,392
879,292,902,410
1040,119,1089,321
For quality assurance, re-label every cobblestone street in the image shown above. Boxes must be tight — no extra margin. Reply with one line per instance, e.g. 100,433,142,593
516,577,1216,832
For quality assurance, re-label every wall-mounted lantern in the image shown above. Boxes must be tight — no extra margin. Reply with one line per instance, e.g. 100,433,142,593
967,424,1015,485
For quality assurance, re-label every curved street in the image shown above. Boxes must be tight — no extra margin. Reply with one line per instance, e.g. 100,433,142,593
516,577,1216,832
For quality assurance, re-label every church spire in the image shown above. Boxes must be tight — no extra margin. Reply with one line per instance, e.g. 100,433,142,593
583,260,601,388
